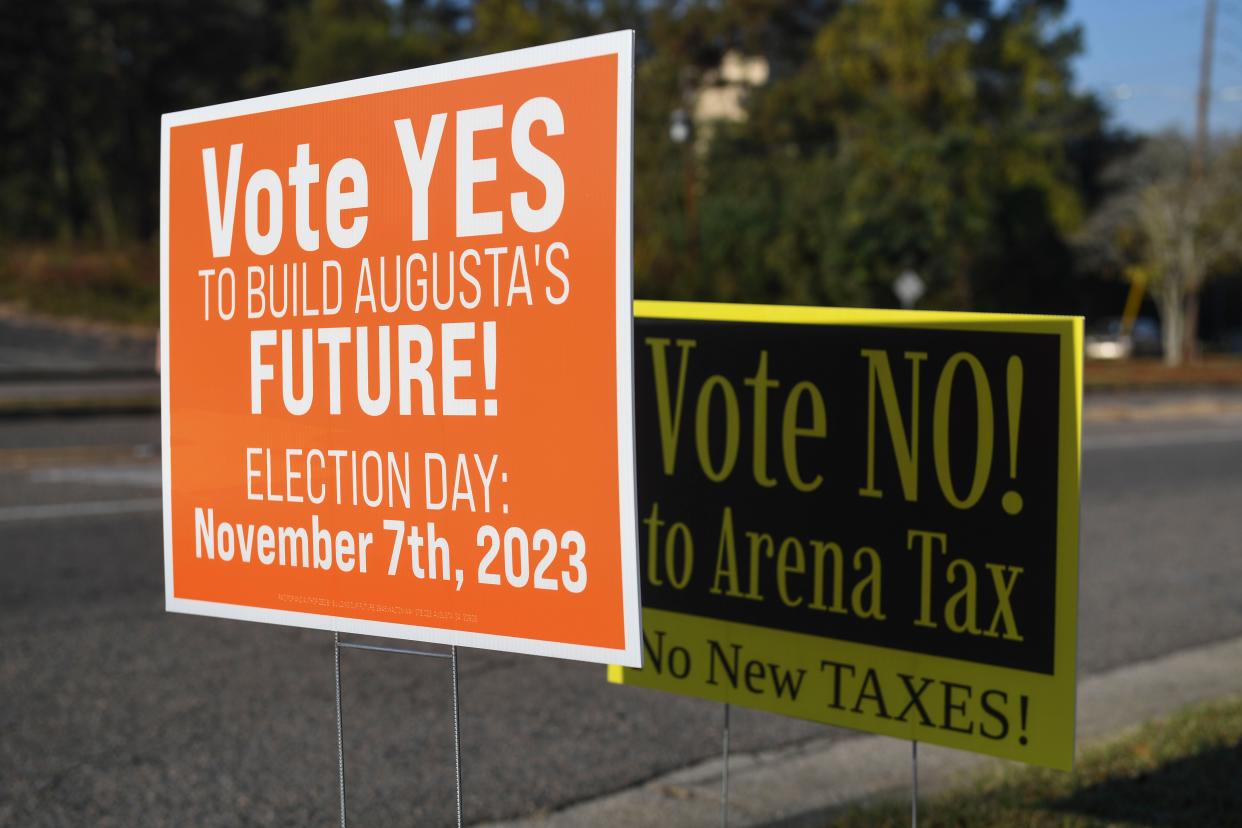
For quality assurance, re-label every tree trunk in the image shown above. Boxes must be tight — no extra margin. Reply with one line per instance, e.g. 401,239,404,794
1160,281,1184,367
51,138,75,246
1183,289,1201,362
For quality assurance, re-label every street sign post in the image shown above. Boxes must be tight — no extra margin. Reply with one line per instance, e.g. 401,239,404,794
611,301,1083,770
161,32,640,667
894,269,925,309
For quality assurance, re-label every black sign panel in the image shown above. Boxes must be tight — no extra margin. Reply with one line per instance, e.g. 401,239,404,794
635,317,1061,674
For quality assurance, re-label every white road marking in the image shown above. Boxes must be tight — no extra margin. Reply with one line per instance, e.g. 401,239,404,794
28,466,161,487
0,498,162,523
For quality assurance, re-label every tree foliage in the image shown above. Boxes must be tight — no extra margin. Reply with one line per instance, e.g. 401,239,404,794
639,0,1113,310
0,0,1122,316
1079,132,1242,364
0,0,295,244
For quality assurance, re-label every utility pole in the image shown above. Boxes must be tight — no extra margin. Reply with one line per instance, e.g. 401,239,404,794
1194,0,1217,182
1185,0,1218,362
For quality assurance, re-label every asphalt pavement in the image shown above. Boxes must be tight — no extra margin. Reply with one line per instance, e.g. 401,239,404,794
2,312,1241,826
0,309,155,380
1,397,1240,826
0,311,157,416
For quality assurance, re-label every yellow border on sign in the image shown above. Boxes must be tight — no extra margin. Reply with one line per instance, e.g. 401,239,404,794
612,300,1083,770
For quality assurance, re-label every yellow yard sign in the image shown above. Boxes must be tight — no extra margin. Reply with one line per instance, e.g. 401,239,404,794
610,301,1082,770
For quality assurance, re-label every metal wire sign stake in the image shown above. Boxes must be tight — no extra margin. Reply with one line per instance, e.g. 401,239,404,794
721,703,731,828
451,646,463,828
333,633,463,828
334,633,347,828
911,739,919,828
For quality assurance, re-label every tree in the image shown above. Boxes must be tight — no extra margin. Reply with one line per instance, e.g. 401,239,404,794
0,0,296,245
0,0,1119,326
644,0,1113,310
1079,133,1242,365
630,0,842,300
285,0,470,89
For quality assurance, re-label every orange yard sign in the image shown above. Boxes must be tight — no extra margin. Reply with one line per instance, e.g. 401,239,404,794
160,33,640,665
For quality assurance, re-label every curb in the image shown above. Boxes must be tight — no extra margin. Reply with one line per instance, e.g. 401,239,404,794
480,635,1242,827
1083,391,1242,424
0,378,160,418
0,396,161,418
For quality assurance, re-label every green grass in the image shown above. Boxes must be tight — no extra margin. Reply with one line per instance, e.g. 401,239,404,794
0,245,158,326
826,696,1242,828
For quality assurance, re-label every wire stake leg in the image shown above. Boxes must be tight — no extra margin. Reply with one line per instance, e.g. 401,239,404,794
721,702,731,828
334,632,347,828
451,646,463,828
911,739,919,828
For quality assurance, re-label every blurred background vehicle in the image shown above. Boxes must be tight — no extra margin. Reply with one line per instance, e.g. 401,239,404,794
1086,316,1163,359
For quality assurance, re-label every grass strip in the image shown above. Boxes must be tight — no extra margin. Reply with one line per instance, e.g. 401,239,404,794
825,696,1242,827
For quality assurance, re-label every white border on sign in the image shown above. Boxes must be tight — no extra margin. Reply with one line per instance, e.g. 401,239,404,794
159,31,640,667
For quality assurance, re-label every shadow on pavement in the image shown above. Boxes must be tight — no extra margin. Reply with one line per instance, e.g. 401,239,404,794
1049,740,1242,827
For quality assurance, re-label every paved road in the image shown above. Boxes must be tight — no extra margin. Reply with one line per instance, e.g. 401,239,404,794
0,311,158,415
1,404,1241,826
0,310,155,380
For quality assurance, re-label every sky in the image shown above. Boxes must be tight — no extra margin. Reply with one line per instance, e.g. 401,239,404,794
1068,0,1242,135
